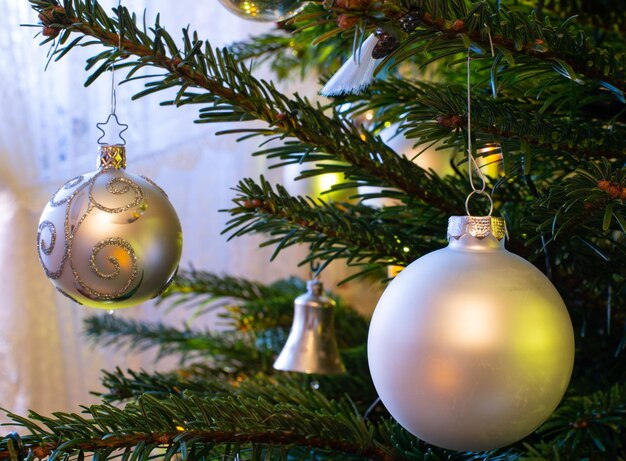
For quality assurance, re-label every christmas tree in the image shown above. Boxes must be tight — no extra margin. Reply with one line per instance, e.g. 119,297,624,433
3,0,625,459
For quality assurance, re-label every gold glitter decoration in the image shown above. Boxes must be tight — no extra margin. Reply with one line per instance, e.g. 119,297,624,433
447,216,507,241
38,221,56,256
90,177,144,214
49,175,85,207
84,237,138,300
98,145,127,169
37,169,143,302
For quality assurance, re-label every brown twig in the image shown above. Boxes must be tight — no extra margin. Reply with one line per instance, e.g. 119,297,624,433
0,430,399,461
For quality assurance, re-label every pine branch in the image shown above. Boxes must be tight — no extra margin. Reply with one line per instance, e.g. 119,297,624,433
315,0,626,102
97,366,232,402
1,392,398,461
29,0,459,216
99,349,377,413
5,380,626,461
161,270,295,302
227,4,351,80
83,314,269,368
161,272,369,348
531,384,626,459
224,177,449,273
526,0,626,37
341,78,626,163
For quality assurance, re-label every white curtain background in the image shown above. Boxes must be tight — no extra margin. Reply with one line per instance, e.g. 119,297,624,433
0,0,380,420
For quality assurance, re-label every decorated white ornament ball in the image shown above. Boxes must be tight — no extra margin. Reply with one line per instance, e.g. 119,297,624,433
217,0,306,22
368,216,575,452
37,145,182,309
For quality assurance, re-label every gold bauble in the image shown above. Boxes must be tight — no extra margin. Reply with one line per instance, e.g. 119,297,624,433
217,0,306,22
37,145,182,309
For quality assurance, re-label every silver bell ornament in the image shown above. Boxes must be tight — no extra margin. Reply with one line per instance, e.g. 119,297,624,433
217,0,306,22
37,145,183,309
367,216,575,451
274,279,346,374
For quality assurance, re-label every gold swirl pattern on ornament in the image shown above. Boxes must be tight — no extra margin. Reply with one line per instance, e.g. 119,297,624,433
37,220,63,280
38,221,56,256
49,175,85,207
90,176,145,214
140,175,168,197
88,237,138,290
68,171,143,301
40,168,146,302
38,176,94,279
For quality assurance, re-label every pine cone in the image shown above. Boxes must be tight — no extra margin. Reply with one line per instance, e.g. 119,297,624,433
399,8,425,33
39,5,69,38
598,179,625,199
451,19,465,32
32,447,49,459
42,25,60,38
337,14,358,29
436,114,464,129
372,29,399,59
607,184,621,199
38,6,69,26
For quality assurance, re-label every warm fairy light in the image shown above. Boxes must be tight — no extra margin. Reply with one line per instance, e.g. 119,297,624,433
365,111,374,120
315,172,343,196
476,144,503,177
387,265,403,278
242,1,258,16
476,144,500,155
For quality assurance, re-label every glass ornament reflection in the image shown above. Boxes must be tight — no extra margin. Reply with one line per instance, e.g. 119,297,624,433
217,0,306,22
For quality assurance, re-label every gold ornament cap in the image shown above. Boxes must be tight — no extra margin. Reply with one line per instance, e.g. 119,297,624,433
97,145,127,169
447,216,507,241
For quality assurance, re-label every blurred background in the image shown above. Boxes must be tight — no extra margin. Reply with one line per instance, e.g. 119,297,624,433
0,0,381,418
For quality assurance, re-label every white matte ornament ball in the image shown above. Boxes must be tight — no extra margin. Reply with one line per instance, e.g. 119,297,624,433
217,0,306,22
37,146,182,309
368,216,575,452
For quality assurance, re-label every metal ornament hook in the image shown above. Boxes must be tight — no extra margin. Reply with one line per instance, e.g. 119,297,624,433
464,46,495,217
309,259,321,278
96,113,129,146
465,190,494,217
95,0,127,146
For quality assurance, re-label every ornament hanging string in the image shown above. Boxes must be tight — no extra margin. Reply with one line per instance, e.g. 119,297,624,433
111,0,122,117
96,0,128,145
465,42,494,217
